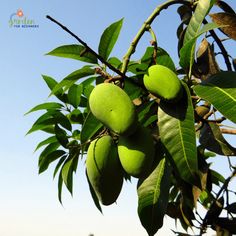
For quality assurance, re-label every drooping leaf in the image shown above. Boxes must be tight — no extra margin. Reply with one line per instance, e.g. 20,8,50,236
67,84,83,108
216,1,235,14
225,203,236,214
39,150,66,174
53,155,67,178
54,124,69,148
158,83,198,185
193,71,236,124
86,170,102,213
137,158,171,236
210,12,236,40
51,66,94,95
46,44,98,63
25,102,63,115
199,122,236,156
98,18,123,60
80,111,103,144
58,170,63,204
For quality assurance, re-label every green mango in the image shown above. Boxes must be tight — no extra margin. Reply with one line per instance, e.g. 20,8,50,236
89,83,137,136
86,135,123,205
143,64,183,102
118,126,154,178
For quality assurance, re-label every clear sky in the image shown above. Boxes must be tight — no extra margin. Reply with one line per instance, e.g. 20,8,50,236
0,1,236,236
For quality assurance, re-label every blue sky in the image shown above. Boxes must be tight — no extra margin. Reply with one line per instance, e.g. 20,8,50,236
0,1,236,236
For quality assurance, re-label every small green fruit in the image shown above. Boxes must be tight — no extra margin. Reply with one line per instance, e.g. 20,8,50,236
118,126,155,178
86,135,123,205
143,65,183,101
89,83,137,136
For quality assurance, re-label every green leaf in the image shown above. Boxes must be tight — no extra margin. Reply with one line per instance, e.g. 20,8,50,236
86,170,102,213
54,124,69,148
53,155,67,178
199,122,236,156
137,158,171,236
193,71,236,124
180,22,220,70
68,84,83,108
34,136,58,152
39,150,66,174
52,111,72,131
42,75,68,103
183,0,211,44
158,83,198,185
58,170,63,204
98,18,123,60
51,66,95,95
61,157,74,195
46,44,98,64
25,102,63,115
80,111,103,144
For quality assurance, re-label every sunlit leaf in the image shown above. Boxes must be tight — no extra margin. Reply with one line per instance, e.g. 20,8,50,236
34,136,58,152
25,102,63,115
46,44,98,63
51,66,94,95
193,71,236,124
61,157,74,195
137,158,171,236
98,18,123,60
158,83,198,185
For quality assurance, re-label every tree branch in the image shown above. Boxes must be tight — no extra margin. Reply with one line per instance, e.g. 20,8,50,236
121,0,192,74
46,15,128,79
221,128,236,135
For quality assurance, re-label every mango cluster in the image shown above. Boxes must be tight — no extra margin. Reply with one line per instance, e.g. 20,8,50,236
87,83,154,205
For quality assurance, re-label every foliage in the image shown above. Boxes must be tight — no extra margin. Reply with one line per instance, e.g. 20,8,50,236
27,0,236,235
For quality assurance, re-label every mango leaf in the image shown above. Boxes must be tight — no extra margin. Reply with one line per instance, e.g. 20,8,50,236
54,124,69,148
225,203,236,214
25,102,63,115
210,12,236,40
98,18,123,60
52,111,72,131
180,22,220,70
42,75,68,103
80,111,103,144
46,44,98,63
158,83,198,185
86,170,102,213
199,122,236,156
53,155,67,178
51,66,94,95
193,71,236,124
58,170,63,204
68,84,83,108
215,218,236,234
39,149,66,174
137,158,171,236
61,157,77,195
34,136,58,152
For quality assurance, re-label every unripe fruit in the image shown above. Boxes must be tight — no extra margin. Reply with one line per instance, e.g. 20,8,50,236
86,135,123,205
89,83,137,136
143,65,183,102
118,126,155,178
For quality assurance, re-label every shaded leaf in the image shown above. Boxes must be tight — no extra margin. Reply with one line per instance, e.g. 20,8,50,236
54,124,69,148
225,203,236,214
211,169,225,186
53,155,67,178
52,111,72,131
39,150,66,174
68,84,83,108
98,18,123,60
210,12,236,40
137,158,171,236
86,170,102,213
199,122,236,156
193,71,236,124
34,136,58,152
215,218,236,234
58,170,63,204
80,112,103,144
51,66,94,95
158,83,198,185
216,1,235,14
46,44,98,63
61,157,74,195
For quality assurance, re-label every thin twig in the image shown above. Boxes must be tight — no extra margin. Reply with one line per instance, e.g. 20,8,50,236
220,128,236,135
46,15,128,79
203,19,232,71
